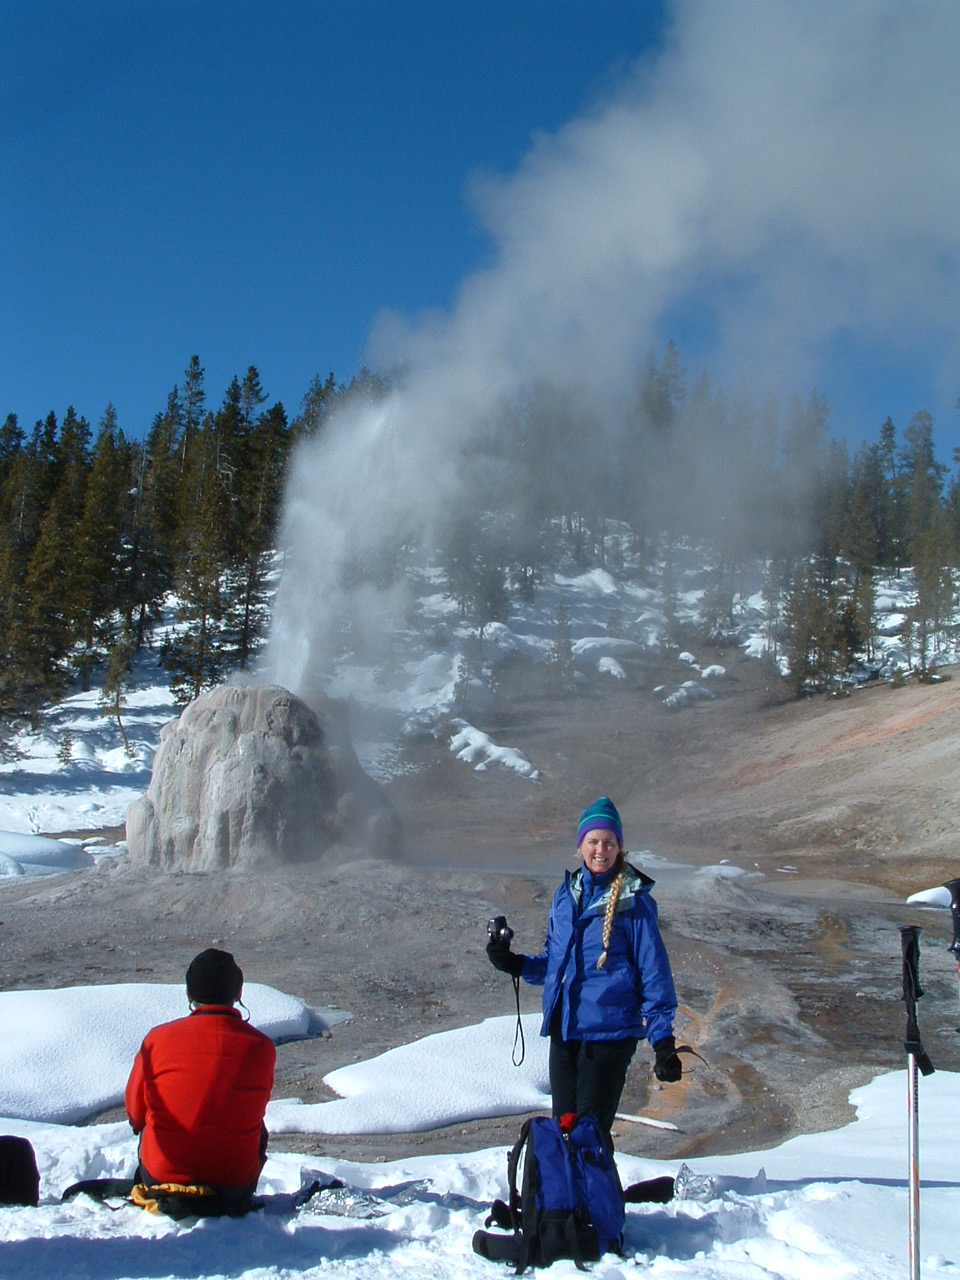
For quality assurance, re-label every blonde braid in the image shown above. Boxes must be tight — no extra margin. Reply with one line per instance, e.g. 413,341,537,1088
596,854,625,970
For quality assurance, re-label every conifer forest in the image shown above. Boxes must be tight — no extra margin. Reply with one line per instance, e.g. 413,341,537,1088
2,344,958,737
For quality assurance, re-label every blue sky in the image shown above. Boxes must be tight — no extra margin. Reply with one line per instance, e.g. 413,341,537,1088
2,0,665,435
3,1,959,463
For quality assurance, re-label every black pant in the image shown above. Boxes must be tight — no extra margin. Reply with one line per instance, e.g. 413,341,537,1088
137,1123,268,1203
549,1036,638,1135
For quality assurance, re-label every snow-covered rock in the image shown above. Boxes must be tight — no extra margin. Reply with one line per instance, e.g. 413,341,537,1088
663,680,717,709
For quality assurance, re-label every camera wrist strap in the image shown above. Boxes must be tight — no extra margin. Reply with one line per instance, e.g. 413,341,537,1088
511,974,525,1066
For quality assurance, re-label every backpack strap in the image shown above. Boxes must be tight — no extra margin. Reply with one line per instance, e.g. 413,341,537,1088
563,1211,590,1272
506,1119,531,1233
513,1121,542,1276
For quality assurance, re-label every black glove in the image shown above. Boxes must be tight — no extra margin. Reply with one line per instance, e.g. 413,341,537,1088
653,1035,683,1083
486,937,524,978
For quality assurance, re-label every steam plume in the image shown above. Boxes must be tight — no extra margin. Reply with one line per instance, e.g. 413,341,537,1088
267,0,960,698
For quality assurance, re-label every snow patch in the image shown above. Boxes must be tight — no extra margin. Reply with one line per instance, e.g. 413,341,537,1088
663,680,717,709
0,831,94,878
447,720,540,780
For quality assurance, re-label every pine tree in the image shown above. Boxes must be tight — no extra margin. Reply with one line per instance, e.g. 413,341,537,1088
783,562,841,696
879,417,906,571
164,550,227,705
32,412,61,514
19,500,75,717
179,355,206,476
0,413,24,471
835,582,866,673
506,503,548,603
701,557,736,644
946,447,960,565
781,390,829,554
68,407,129,689
26,407,96,678
208,376,245,562
0,532,28,733
760,558,785,659
852,571,878,664
53,406,93,519
514,382,585,544
291,372,337,443
842,444,882,578
783,564,817,695
453,632,485,711
227,384,290,667
100,620,137,755
660,545,680,649
818,438,851,563
640,340,686,437
2,417,54,567
901,410,946,567
729,383,779,560
440,516,475,616
910,510,954,678
164,391,234,702
127,391,183,646
474,559,509,636
545,599,576,697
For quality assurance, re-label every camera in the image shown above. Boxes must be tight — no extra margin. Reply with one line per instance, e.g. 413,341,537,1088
487,915,514,944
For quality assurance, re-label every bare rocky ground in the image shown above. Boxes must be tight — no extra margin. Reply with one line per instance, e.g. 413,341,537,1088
3,644,960,1170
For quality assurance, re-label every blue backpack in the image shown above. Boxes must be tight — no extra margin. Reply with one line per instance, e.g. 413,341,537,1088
473,1114,625,1272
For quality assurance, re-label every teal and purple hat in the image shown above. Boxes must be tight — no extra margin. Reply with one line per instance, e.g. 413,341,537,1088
576,796,623,847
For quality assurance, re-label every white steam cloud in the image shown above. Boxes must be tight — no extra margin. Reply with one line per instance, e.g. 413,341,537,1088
267,0,960,698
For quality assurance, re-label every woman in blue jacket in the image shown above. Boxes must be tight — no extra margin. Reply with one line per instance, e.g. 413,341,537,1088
487,796,682,1135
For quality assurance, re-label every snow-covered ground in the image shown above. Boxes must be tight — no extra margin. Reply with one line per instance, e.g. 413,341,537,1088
2,554,958,1277
0,673,176,839
0,975,957,1280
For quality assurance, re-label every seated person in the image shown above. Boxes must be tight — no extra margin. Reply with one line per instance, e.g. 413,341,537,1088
125,948,276,1203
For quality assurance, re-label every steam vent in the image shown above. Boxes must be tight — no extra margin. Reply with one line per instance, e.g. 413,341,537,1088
126,683,400,870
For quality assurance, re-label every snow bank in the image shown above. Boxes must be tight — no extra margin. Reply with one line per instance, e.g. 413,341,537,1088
270,1014,550,1135
0,983,313,1124
0,831,94,878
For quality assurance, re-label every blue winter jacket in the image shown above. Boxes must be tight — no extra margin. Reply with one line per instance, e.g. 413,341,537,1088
521,862,677,1046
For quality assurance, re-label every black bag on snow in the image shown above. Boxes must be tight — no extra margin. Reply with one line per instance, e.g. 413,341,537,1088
472,1114,625,1272
0,1135,40,1206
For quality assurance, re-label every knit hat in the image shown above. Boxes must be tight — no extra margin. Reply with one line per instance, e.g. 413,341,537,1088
186,948,243,1006
576,796,623,847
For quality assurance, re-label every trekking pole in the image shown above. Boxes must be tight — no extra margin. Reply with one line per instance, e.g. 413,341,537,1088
900,925,935,1280
942,878,960,1033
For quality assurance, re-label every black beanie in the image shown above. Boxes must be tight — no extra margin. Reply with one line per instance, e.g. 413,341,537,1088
185,948,243,1005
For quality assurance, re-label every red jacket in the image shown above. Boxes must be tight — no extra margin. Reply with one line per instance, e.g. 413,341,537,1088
125,1005,276,1189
